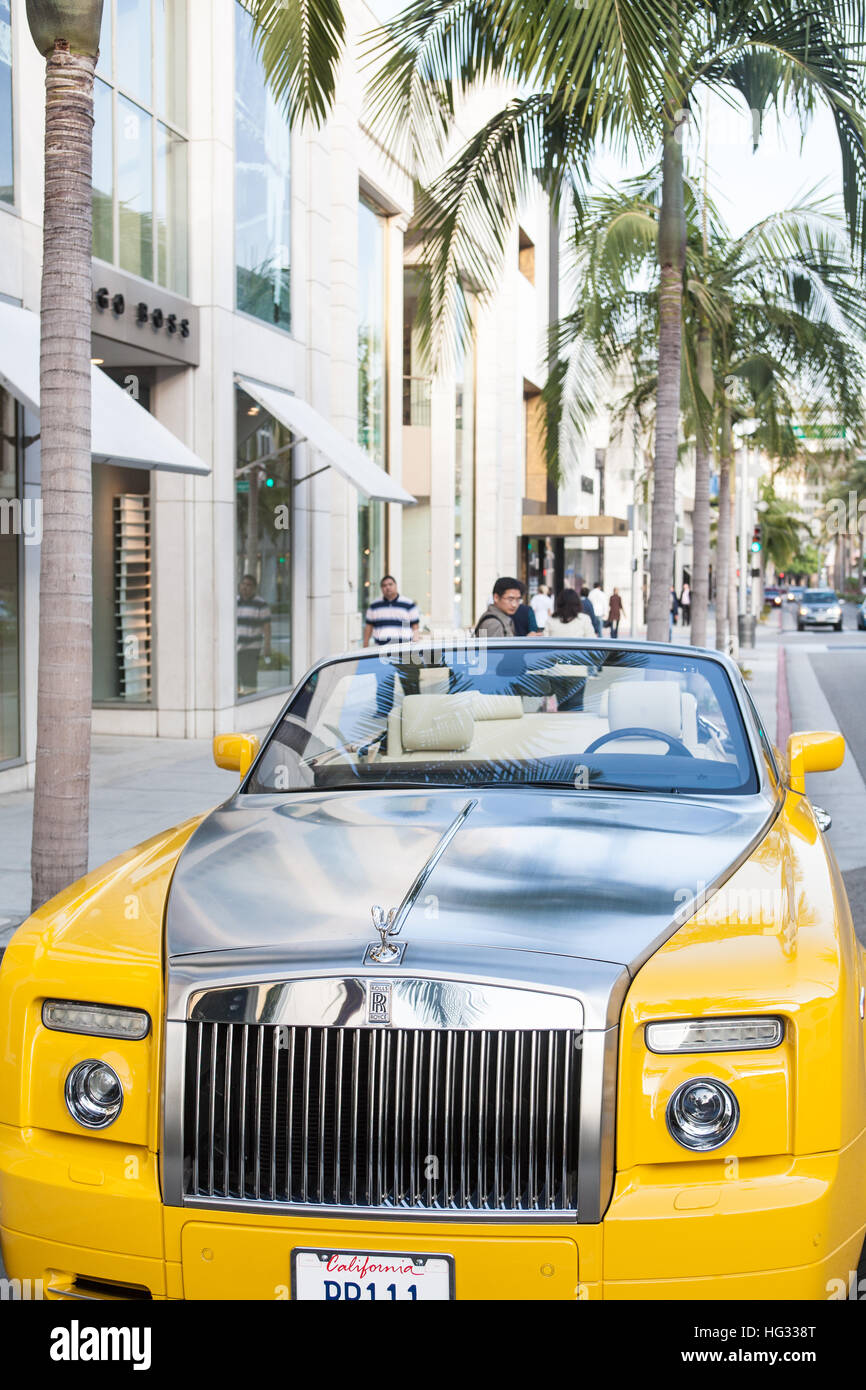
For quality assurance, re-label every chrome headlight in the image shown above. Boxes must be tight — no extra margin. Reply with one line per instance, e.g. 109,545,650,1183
43,1000,150,1040
666,1078,739,1151
646,1017,783,1053
65,1060,124,1129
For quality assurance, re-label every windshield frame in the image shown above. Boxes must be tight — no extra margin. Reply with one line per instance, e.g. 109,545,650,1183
241,639,767,801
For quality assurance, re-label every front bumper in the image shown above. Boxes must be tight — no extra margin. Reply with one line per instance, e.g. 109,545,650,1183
2,1124,865,1300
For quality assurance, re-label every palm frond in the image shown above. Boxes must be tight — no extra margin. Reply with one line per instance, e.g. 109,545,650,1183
244,0,345,128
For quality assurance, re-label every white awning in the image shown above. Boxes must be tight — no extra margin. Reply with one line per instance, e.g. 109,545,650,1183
236,375,415,504
0,300,210,475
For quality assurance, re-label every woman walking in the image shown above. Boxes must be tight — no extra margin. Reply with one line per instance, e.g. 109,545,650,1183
545,588,596,639
607,588,625,637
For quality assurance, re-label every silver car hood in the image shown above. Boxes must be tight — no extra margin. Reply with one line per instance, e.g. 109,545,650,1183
165,787,774,1026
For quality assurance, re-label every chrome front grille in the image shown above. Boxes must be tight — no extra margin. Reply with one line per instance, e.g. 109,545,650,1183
182,1022,581,1213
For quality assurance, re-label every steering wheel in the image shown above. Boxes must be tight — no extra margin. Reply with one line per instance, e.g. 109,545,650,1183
583,726,695,758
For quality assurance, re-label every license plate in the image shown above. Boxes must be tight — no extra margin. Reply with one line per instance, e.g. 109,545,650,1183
291,1248,455,1301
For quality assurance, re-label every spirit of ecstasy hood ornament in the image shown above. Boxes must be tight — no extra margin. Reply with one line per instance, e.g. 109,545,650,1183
368,905,400,963
363,800,479,967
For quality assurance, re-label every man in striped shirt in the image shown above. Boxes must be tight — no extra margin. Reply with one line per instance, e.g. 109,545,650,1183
363,576,421,648
363,576,421,719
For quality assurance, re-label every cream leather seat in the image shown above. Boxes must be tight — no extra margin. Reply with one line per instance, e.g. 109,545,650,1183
605,681,698,756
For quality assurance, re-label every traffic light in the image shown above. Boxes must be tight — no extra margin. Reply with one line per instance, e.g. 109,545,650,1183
750,525,762,554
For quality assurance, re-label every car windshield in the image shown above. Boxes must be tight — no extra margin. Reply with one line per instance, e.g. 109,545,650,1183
248,644,759,796
801,591,837,604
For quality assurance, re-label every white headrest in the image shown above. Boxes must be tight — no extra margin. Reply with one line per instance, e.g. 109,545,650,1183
471,693,523,721
608,682,683,739
401,694,474,752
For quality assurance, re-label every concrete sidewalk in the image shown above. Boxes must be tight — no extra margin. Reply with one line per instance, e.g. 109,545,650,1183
0,734,247,946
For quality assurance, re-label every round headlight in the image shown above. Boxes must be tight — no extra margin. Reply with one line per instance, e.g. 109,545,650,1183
65,1060,124,1129
666,1078,739,1151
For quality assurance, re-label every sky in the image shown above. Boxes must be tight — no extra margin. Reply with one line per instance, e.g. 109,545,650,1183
592,92,846,238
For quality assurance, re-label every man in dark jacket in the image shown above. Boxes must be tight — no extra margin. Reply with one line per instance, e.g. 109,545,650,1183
475,577,525,637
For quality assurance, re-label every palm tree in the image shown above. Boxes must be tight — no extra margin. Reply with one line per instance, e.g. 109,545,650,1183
367,1,866,640
543,178,865,649
26,0,105,910
25,0,346,909
757,479,806,575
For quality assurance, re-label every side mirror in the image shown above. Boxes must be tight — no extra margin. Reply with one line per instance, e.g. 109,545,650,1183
786,731,844,795
213,733,260,778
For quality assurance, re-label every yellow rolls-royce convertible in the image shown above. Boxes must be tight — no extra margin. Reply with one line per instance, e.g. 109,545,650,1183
1,638,863,1301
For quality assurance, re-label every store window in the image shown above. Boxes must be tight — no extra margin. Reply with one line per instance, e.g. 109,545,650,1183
93,0,189,293
357,194,387,615
235,385,292,700
235,0,291,328
0,386,20,763
0,0,12,205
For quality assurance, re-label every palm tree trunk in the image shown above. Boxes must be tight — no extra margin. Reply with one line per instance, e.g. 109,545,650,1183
30,42,96,910
690,318,713,647
647,120,686,642
728,478,738,654
715,394,732,653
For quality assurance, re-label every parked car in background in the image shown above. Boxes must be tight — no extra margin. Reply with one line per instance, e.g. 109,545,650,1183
0,638,860,1301
797,590,843,631
763,587,785,607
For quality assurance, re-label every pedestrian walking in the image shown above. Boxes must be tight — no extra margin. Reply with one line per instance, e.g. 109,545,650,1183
363,575,421,647
545,588,596,639
679,581,691,627
475,577,525,637
580,586,603,636
513,601,540,636
363,575,421,717
530,584,554,630
669,586,680,640
588,581,608,631
607,588,625,638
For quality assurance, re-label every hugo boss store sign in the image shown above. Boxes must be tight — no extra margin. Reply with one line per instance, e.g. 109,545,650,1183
91,265,200,366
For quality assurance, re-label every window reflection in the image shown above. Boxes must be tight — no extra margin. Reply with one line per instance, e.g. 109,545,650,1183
358,196,386,616
235,0,291,328
235,386,292,699
92,0,188,293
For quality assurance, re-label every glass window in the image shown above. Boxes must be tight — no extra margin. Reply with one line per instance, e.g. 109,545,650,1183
92,0,188,293
358,195,387,616
117,0,151,105
0,0,12,205
156,121,187,290
250,647,759,798
118,96,153,280
93,79,114,262
235,0,291,328
0,387,20,762
235,385,292,699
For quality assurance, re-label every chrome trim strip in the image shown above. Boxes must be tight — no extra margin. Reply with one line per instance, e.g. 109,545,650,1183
179,1194,580,1224
576,1027,618,1221
186,975,585,1031
388,798,478,938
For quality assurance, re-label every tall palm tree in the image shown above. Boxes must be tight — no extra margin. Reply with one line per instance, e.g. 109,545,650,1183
542,178,865,647
26,0,346,909
26,0,105,910
367,1,866,640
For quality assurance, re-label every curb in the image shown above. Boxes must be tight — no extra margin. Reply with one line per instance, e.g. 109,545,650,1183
777,643,792,751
